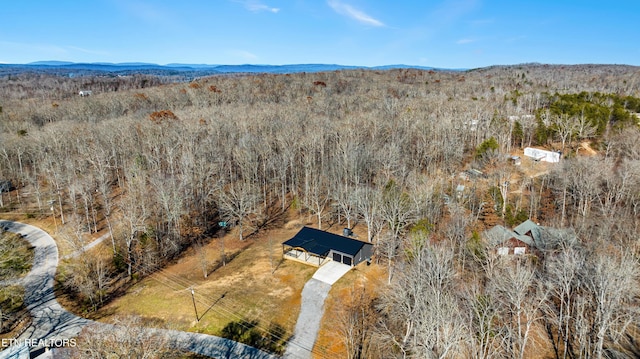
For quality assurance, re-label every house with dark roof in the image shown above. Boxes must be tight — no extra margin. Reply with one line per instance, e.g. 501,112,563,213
514,219,540,240
484,224,534,255
483,219,577,257
282,227,373,267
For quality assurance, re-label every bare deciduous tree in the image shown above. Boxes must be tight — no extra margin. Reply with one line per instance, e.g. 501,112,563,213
487,259,548,359
381,241,465,358
581,248,639,359
353,185,382,243
67,315,173,359
216,180,261,241
544,244,584,359
463,284,508,359
379,180,415,283
333,286,380,359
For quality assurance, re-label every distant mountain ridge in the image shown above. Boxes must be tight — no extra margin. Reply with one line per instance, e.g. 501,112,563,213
0,61,455,77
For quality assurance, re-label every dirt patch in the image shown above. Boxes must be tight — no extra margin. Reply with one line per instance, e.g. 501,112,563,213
577,141,598,156
284,219,303,230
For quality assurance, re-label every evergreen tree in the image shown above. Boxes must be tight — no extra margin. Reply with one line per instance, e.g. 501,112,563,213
476,137,499,160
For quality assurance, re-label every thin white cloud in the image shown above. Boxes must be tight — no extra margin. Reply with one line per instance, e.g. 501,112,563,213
327,0,384,27
233,0,280,13
66,46,109,56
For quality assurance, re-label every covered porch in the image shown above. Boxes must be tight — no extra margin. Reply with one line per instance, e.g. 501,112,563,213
282,245,331,267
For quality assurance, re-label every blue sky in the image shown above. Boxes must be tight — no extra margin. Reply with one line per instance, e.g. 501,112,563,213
1,0,638,68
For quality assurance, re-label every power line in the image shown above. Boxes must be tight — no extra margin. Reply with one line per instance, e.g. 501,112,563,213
129,261,335,358
137,261,300,328
142,261,343,357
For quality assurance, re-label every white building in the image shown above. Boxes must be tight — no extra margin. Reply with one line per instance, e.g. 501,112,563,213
524,147,561,163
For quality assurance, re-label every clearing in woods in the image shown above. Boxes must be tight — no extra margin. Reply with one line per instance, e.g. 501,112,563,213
91,223,318,342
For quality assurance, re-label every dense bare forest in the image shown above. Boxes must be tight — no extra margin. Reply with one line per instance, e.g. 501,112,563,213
1,64,640,358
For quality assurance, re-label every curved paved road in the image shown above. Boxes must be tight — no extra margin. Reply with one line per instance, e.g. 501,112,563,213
0,220,276,359
60,231,110,260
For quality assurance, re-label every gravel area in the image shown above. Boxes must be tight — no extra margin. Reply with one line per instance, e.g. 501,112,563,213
283,278,332,359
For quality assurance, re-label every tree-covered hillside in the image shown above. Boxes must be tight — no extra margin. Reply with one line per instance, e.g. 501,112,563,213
1,64,639,358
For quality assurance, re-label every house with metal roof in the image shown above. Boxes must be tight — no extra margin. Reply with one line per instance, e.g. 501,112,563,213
484,219,579,257
282,227,373,267
514,219,539,238
484,224,534,256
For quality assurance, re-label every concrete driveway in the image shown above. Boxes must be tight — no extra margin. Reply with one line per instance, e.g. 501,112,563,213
283,261,352,358
312,261,352,285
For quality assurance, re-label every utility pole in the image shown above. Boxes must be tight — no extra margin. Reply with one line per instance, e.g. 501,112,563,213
190,287,199,322
51,206,58,233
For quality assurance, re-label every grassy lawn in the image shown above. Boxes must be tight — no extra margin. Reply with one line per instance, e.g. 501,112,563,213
95,225,317,345
0,231,34,281
2,208,378,356
0,285,29,339
0,229,34,338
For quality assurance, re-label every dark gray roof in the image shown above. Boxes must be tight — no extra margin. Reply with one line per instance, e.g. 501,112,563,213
282,227,371,257
484,225,534,247
483,219,580,252
514,220,538,236
535,226,577,250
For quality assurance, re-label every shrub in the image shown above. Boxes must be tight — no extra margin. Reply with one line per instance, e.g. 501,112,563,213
475,137,499,160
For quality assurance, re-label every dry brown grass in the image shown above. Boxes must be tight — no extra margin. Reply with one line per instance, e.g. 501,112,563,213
93,225,316,341
2,208,381,353
312,262,387,359
0,303,31,343
0,211,76,256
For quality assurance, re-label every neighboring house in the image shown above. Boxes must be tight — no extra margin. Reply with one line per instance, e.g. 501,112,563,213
514,219,540,240
524,147,561,163
282,226,373,267
466,168,485,178
532,225,578,251
484,219,577,256
484,225,534,256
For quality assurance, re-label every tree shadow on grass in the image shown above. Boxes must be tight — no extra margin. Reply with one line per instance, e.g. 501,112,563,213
220,319,287,355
